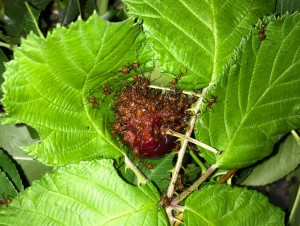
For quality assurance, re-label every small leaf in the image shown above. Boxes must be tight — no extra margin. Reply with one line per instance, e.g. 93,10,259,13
196,13,300,169
57,0,80,26
242,134,300,186
124,0,275,89
28,0,52,10
0,150,23,193
1,14,144,166
24,2,42,36
2,0,28,38
184,184,285,226
143,153,175,192
0,170,18,198
0,49,8,97
0,159,168,226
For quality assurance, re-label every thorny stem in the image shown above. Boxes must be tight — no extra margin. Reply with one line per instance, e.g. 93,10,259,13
148,84,202,97
124,155,147,185
173,164,218,204
166,94,203,198
166,129,221,155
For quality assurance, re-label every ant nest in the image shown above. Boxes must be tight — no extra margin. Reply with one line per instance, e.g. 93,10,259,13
112,76,197,159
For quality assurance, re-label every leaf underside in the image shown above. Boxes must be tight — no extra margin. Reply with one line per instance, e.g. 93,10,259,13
241,134,300,186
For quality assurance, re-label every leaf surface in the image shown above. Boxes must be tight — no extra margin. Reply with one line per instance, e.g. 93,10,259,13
124,0,275,89
184,184,285,226
1,14,144,166
196,14,300,168
0,159,168,226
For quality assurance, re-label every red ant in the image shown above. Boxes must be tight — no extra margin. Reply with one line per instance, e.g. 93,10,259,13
258,23,267,41
204,95,217,111
255,21,274,49
167,173,185,192
169,71,184,89
130,148,155,170
101,85,111,95
87,96,100,108
119,61,140,74
145,162,154,169
0,195,12,207
161,194,171,207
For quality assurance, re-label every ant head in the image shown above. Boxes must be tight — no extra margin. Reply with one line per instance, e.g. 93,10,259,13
161,194,171,207
260,23,266,29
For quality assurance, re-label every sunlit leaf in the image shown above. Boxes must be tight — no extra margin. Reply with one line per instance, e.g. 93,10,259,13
196,13,300,168
184,184,285,226
1,13,146,166
0,159,168,225
124,0,275,89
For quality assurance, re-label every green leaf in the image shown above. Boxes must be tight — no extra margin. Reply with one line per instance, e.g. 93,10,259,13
242,134,300,186
2,0,42,38
0,150,21,196
58,0,80,26
28,0,52,10
196,13,300,169
2,0,28,38
124,0,275,89
0,49,8,97
0,170,18,198
0,159,168,226
184,184,285,226
1,13,145,166
142,153,175,192
24,2,42,37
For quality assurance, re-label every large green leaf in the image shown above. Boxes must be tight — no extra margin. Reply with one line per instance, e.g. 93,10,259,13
1,14,146,166
184,184,285,226
196,13,300,169
0,159,168,225
124,0,275,89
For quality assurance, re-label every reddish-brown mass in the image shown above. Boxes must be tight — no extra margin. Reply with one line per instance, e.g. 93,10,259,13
112,76,196,159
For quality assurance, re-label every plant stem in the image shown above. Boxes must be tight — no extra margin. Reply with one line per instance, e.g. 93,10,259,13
0,42,13,50
124,155,147,185
166,129,221,155
291,130,300,143
166,89,205,198
288,181,300,225
189,150,207,172
173,164,217,204
218,169,238,184
148,84,202,97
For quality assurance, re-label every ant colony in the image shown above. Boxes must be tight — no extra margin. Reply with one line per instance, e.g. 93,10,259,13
112,65,197,159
